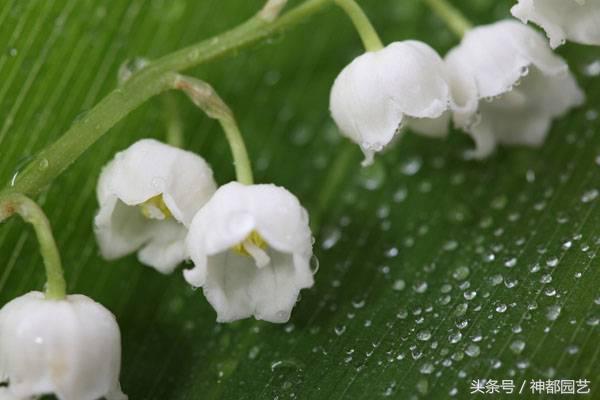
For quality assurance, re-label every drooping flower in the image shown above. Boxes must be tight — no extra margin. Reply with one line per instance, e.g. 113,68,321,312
184,182,314,323
329,41,454,165
511,0,600,48
95,139,216,273
445,20,584,158
0,292,126,400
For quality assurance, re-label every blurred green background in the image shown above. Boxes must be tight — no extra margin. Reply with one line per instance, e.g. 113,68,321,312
0,0,599,398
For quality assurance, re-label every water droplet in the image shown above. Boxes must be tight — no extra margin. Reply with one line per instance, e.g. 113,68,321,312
495,304,507,313
452,266,470,281
334,325,346,336
463,290,477,300
321,227,341,250
351,298,366,309
504,258,517,268
510,340,526,354
566,344,580,355
546,305,562,321
117,57,150,84
488,274,503,286
454,303,468,317
586,316,599,326
400,156,422,176
540,274,552,284
358,161,386,190
448,331,462,344
546,257,559,267
583,59,600,77
581,189,598,203
248,346,261,359
392,279,406,291
419,362,434,374
413,281,428,294
465,344,480,357
417,330,432,341
393,186,407,202
440,240,457,253
310,255,319,275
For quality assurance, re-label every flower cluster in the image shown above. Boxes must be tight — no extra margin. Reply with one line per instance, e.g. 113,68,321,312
330,18,588,162
0,1,597,398
95,140,314,324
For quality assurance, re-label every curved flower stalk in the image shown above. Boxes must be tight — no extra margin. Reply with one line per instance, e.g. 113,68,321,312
330,40,454,166
445,20,584,159
511,0,600,48
94,139,217,273
184,182,314,323
0,292,126,400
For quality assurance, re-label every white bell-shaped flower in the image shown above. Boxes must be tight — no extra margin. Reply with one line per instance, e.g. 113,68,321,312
184,182,314,323
511,0,600,48
95,139,217,273
329,41,453,165
0,292,126,400
445,20,584,158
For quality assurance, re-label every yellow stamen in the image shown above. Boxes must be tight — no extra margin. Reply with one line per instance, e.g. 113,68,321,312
233,230,267,257
140,194,172,220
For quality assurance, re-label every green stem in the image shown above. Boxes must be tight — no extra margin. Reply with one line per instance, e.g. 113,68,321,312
219,117,254,185
4,0,335,197
0,193,67,300
422,0,472,38
174,75,254,185
163,93,184,148
334,0,383,51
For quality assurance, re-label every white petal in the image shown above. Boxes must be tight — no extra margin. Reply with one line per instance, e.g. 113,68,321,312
184,183,314,322
186,182,312,260
445,20,584,157
0,292,126,400
97,139,216,226
512,0,600,48
136,219,189,274
0,388,29,400
445,20,567,99
329,41,451,161
95,139,216,272
202,250,313,323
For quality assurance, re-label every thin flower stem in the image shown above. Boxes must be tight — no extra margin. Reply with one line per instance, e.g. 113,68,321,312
0,193,67,300
422,0,473,38
219,117,254,185
4,0,335,197
163,93,185,148
174,75,254,185
334,0,383,51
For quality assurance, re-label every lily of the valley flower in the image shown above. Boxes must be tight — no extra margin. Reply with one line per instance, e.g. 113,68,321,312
511,0,600,48
184,182,314,323
329,41,454,166
95,139,216,273
445,20,584,159
0,292,126,400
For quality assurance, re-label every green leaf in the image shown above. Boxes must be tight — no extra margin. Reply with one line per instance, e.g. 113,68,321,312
1,0,599,398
